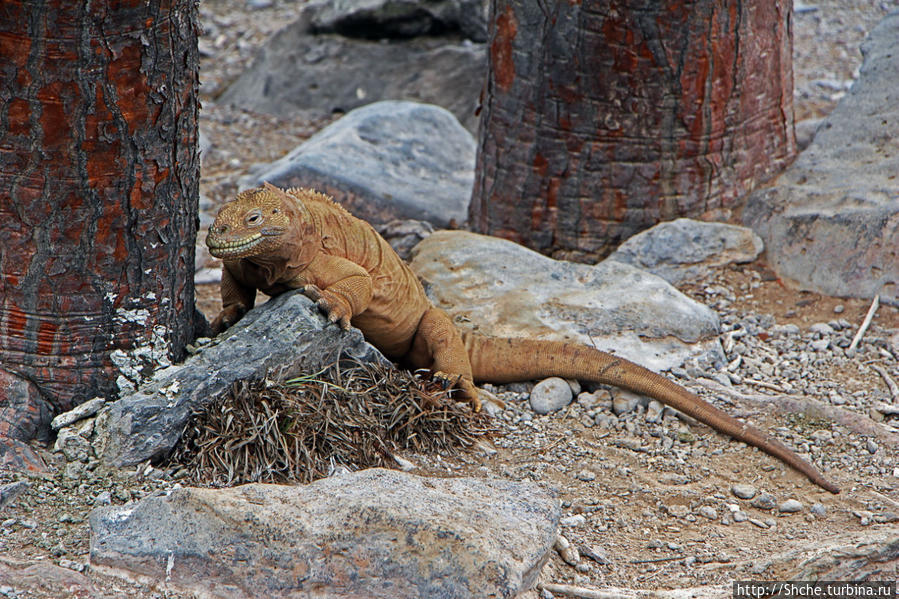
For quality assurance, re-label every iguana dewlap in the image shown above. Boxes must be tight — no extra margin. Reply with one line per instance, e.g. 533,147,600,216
206,184,840,494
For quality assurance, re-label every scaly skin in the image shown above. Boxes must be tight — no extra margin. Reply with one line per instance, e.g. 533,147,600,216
207,184,840,494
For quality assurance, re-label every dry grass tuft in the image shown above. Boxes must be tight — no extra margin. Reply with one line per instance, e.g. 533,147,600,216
168,361,496,486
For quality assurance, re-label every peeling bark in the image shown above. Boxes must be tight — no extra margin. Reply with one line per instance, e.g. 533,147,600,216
471,0,797,262
0,0,202,466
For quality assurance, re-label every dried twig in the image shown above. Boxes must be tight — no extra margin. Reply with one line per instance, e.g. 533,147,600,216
847,294,880,356
539,583,637,599
870,363,899,401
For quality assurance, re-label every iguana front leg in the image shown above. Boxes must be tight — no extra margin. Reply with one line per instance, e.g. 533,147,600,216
301,253,373,330
211,266,257,334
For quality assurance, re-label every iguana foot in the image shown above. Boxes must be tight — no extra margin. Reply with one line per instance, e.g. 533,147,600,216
303,284,353,330
432,371,482,412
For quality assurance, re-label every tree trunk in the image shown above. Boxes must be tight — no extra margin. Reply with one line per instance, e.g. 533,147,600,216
471,0,796,262
0,0,201,469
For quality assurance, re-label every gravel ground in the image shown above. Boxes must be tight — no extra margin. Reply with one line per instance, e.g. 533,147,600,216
2,2,899,597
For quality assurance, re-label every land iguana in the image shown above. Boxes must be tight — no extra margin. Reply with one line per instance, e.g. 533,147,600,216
206,183,840,494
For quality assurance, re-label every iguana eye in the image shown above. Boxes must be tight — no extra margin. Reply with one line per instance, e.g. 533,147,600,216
246,209,263,226
272,208,280,214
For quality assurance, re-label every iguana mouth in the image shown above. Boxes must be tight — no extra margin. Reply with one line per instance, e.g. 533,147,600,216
207,232,265,258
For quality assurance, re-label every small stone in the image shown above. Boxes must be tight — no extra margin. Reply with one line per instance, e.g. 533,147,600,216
778,499,803,513
697,506,718,520
579,545,610,565
748,518,769,529
645,400,664,423
833,304,845,314
750,493,776,510
612,389,643,415
0,481,30,509
809,323,835,335
94,491,113,506
51,397,106,430
529,377,574,414
867,439,878,454
554,535,580,566
575,470,596,482
666,504,690,518
54,428,92,462
58,558,87,573
733,511,748,523
874,512,899,523
560,514,587,527
855,510,874,526
810,338,830,352
19,519,37,529
810,503,827,517
731,484,758,500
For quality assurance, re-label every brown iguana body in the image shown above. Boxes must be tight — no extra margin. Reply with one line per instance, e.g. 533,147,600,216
206,183,840,494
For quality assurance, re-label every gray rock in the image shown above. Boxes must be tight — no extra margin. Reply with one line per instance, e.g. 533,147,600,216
379,219,435,261
90,468,559,599
305,0,488,42
612,390,645,416
751,493,777,511
530,377,574,414
0,481,29,510
698,506,718,520
608,219,764,285
50,397,106,431
744,13,899,306
94,290,387,468
53,428,92,463
410,231,723,373
218,14,485,132
778,499,803,513
731,484,758,500
241,101,475,228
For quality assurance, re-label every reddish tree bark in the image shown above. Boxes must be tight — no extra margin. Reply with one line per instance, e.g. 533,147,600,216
471,0,797,262
0,0,202,469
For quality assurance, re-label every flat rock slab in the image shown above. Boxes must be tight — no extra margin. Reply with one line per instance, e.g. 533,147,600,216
608,218,763,285
94,291,386,468
242,101,475,228
744,12,899,306
218,14,485,132
90,468,560,599
410,231,723,372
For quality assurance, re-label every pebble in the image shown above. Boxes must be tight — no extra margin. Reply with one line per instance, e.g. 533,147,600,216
575,470,596,482
855,510,874,526
731,484,758,500
554,535,580,566
750,493,776,510
94,491,113,506
809,322,835,335
529,377,573,414
0,481,30,509
612,390,643,415
833,304,845,313
644,400,664,423
50,397,106,430
733,511,749,523
560,514,587,527
778,499,803,513
810,338,830,351
666,504,690,518
579,544,610,565
748,518,769,529
810,503,827,517
866,439,878,454
697,506,718,520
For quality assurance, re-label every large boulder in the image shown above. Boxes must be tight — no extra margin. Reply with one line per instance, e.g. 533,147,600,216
93,291,386,467
608,218,764,285
744,12,899,306
217,9,486,132
241,101,475,228
410,231,723,372
90,468,560,599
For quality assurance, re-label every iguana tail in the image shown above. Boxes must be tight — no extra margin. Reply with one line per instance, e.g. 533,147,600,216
463,334,840,494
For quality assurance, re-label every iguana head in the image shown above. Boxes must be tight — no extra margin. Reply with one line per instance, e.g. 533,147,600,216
206,183,293,259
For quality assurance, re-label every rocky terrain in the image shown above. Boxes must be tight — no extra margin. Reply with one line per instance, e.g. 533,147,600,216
2,1,898,598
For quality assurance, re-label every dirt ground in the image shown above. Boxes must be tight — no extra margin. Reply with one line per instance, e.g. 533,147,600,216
2,1,899,597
